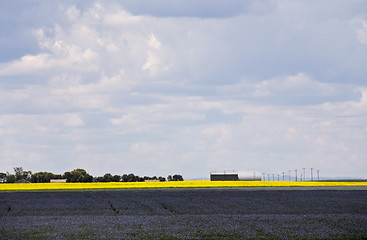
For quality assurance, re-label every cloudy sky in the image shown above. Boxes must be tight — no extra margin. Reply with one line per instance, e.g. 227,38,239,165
1,0,367,179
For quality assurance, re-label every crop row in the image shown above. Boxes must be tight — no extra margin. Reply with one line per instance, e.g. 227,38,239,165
1,189,366,239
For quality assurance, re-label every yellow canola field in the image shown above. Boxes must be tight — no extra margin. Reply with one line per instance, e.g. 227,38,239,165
1,180,367,191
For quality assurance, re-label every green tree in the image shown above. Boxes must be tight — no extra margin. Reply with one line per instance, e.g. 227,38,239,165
112,175,121,182
121,174,128,182
6,173,15,183
64,169,93,182
103,173,113,182
13,167,32,182
22,171,32,182
172,174,183,181
94,176,103,182
30,172,46,183
30,172,62,183
82,173,93,182
0,172,7,183
13,167,24,181
127,173,135,182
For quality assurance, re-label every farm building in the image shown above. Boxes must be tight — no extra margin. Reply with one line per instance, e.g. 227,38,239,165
50,179,67,183
210,170,261,181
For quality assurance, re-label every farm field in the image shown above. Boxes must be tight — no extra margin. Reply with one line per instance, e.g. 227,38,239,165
1,189,367,239
2,180,367,191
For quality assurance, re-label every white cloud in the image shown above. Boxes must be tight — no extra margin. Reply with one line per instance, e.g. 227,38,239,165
317,88,367,117
142,51,161,72
110,113,136,126
64,114,84,127
103,7,142,25
254,73,336,97
350,17,367,44
65,5,81,21
148,34,162,49
0,44,97,76
131,142,156,155
74,144,88,152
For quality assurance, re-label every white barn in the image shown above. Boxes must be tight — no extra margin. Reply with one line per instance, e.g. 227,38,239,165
210,170,261,181
50,179,67,183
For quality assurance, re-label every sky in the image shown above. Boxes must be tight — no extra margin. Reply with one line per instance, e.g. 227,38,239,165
1,0,367,179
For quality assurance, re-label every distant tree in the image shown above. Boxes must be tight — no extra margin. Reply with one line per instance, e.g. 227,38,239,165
82,173,93,182
63,171,72,182
127,173,135,182
54,174,63,179
94,176,105,182
31,172,48,183
22,171,32,182
64,169,93,182
12,167,32,182
30,172,62,183
172,174,183,181
167,175,172,181
13,167,24,181
112,175,121,182
158,176,166,182
0,172,8,183
121,174,128,182
6,173,15,183
0,172,6,180
94,173,171,183
103,173,113,182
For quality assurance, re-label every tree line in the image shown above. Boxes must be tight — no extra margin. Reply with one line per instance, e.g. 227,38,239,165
0,167,183,183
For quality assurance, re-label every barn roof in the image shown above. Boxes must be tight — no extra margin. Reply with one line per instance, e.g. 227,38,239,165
210,170,238,175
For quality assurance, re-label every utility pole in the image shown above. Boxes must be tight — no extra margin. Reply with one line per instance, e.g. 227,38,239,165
282,172,285,181
272,174,275,181
317,170,320,181
268,174,270,181
303,168,306,181
295,170,298,182
288,170,291,181
311,168,314,181
277,174,280,181
262,173,265,181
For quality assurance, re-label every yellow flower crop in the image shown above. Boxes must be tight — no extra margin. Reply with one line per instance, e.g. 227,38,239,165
1,180,367,191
